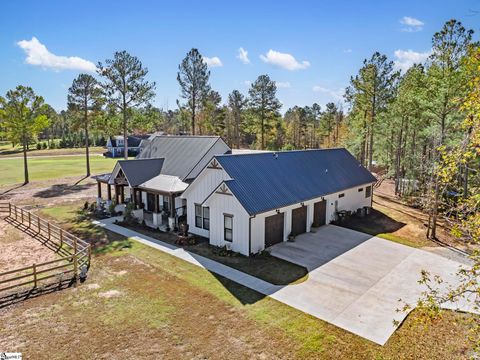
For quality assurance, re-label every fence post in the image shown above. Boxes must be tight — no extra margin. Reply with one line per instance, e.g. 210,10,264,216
60,229,63,249
28,212,31,228
47,222,51,240
73,254,78,287
37,216,41,233
21,209,24,224
8,203,11,217
14,205,17,220
87,245,91,269
33,264,37,288
73,237,78,256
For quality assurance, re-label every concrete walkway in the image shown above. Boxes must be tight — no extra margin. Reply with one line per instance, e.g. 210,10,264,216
94,218,475,345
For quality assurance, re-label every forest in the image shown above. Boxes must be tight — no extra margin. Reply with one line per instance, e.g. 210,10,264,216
0,19,478,245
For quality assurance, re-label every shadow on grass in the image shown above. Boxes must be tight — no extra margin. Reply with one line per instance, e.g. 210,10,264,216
0,277,76,309
211,273,267,305
4,217,72,257
34,183,93,198
334,208,406,236
116,221,308,286
0,183,26,200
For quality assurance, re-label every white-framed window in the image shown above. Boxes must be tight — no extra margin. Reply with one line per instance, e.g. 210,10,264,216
224,214,233,242
203,207,210,230
195,204,210,230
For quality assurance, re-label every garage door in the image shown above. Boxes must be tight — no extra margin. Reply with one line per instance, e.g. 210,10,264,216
312,200,327,227
291,206,307,236
265,213,284,247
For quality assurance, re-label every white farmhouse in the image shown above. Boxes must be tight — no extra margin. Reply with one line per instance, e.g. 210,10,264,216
182,149,377,256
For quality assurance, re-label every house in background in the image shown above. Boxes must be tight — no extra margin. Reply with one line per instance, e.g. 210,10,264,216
182,149,377,256
104,135,150,158
94,135,231,229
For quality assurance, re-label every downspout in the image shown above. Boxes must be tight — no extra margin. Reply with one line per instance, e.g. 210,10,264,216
248,216,252,255
248,215,255,256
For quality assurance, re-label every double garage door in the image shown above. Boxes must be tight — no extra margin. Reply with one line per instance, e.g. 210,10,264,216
264,200,327,248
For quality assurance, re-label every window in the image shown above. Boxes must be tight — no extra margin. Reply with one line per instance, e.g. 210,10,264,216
224,214,233,242
358,188,363,192
203,207,210,230
338,193,345,198
195,204,210,230
195,204,202,228
365,185,372,198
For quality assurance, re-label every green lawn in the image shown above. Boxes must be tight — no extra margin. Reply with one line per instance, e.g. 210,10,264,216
1,200,474,359
0,155,117,186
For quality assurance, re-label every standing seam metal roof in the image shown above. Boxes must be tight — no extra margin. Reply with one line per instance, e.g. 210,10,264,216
136,136,230,180
215,148,377,216
115,158,164,187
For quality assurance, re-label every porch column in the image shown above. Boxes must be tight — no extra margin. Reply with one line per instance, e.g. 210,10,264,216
107,184,112,201
137,189,142,209
170,194,176,218
115,185,120,204
133,188,138,208
120,186,125,203
97,182,102,198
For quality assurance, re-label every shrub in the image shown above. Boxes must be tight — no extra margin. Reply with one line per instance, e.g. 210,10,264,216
123,202,136,224
108,200,117,215
36,143,42,150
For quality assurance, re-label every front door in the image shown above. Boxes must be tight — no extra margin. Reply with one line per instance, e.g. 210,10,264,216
147,193,156,212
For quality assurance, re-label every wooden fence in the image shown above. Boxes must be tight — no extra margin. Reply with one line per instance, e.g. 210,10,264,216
0,202,91,297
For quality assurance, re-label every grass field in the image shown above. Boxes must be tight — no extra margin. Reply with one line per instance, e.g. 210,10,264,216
0,231,474,359
0,156,117,186
0,141,105,158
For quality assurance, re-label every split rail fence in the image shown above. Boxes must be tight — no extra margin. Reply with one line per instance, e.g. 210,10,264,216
0,202,91,297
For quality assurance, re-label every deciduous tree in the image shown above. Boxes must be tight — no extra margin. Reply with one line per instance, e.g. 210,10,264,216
1,86,49,184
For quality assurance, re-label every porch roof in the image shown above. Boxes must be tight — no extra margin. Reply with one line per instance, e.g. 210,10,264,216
138,174,188,194
92,173,111,184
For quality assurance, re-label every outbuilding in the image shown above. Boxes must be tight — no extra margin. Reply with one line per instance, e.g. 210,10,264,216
182,148,377,256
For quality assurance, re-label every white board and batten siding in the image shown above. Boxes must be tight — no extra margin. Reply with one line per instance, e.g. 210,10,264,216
204,188,251,255
250,182,375,254
181,163,231,238
183,156,375,256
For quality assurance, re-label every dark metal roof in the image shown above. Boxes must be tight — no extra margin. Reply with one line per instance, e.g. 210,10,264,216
215,148,377,216
116,158,164,187
136,135,230,180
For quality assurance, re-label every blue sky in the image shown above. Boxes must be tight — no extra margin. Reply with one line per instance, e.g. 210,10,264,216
1,0,479,112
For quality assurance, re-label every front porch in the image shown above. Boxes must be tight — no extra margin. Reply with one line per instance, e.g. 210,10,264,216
94,175,186,231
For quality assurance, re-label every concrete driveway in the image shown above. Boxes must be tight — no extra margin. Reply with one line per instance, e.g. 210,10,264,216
269,225,475,345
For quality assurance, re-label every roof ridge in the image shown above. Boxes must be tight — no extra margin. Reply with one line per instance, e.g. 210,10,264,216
216,148,346,158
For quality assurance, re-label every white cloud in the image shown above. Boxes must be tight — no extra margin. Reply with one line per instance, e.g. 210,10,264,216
343,49,353,53
203,56,223,68
260,49,310,70
237,47,250,64
400,16,424,32
393,49,431,72
275,81,291,88
312,86,344,101
17,37,96,72
243,80,251,87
